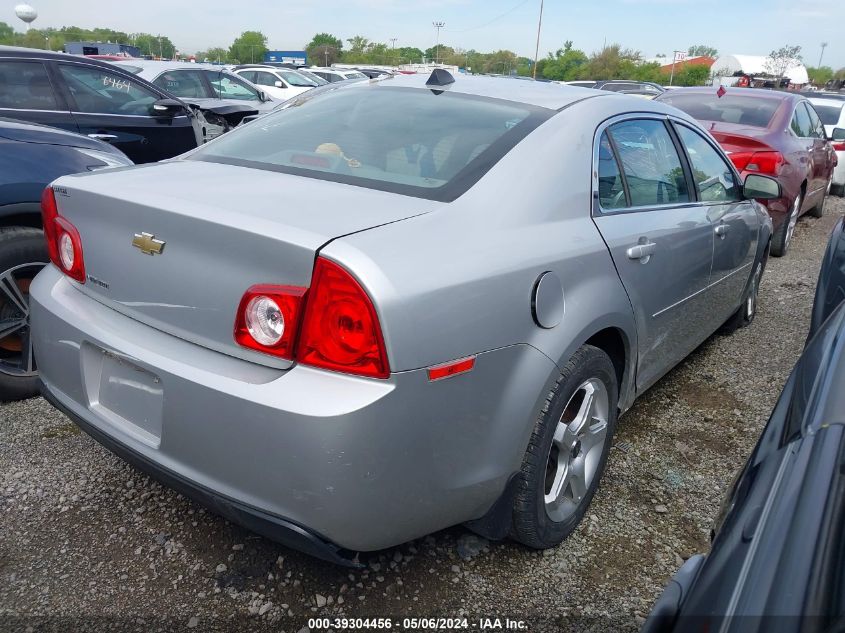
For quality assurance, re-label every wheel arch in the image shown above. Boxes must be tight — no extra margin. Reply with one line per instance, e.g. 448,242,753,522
0,203,43,230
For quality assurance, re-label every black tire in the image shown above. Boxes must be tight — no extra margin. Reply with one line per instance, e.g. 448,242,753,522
808,179,831,218
510,345,619,549
0,227,48,402
720,248,767,334
771,190,803,257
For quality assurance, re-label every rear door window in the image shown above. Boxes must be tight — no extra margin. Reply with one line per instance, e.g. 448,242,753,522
675,124,741,202
597,133,627,209
607,119,690,207
58,64,159,115
0,60,59,110
252,71,279,88
791,103,813,138
805,103,826,139
811,103,843,127
205,72,261,101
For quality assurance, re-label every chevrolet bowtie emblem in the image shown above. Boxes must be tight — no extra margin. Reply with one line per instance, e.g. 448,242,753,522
132,232,165,255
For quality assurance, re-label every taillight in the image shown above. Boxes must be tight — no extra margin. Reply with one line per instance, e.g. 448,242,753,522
728,150,785,176
233,285,305,359
833,142,845,152
234,258,390,379
296,258,390,379
40,186,85,283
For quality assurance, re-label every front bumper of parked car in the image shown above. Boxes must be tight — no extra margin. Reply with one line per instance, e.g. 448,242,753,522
31,265,557,557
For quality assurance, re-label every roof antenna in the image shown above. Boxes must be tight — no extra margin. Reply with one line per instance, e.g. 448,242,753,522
426,68,455,87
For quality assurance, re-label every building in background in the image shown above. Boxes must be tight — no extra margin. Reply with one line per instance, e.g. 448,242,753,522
264,50,307,65
64,41,140,58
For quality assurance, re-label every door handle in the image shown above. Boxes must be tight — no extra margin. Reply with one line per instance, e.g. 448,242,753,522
715,224,730,238
88,133,117,141
626,242,657,260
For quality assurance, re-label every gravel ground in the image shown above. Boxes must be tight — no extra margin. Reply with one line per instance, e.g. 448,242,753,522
2,197,843,633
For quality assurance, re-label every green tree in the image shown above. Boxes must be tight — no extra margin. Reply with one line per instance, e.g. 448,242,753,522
425,44,455,63
305,33,342,66
0,21,15,44
228,31,268,64
807,66,834,86
394,46,424,65
688,44,718,58
764,44,802,79
541,41,588,81
134,33,177,59
667,64,711,86
197,47,229,63
580,44,644,80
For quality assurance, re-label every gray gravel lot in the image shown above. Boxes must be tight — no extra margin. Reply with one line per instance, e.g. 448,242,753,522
2,198,843,633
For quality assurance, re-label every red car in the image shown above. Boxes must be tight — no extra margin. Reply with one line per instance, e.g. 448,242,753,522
657,87,837,256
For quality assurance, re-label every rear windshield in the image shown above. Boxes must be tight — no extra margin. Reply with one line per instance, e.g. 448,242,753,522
188,86,550,201
812,103,843,126
659,93,781,128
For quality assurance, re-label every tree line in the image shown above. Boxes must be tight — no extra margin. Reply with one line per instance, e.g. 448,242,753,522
3,22,844,86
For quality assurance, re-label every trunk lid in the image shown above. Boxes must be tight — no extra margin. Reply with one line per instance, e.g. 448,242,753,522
698,121,773,153
53,160,436,368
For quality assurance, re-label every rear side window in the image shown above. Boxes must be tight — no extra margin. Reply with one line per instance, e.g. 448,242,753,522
675,125,740,202
154,70,208,99
606,119,690,207
252,71,278,88
659,93,780,128
791,103,813,137
597,133,627,209
0,60,59,111
189,86,550,202
59,64,159,116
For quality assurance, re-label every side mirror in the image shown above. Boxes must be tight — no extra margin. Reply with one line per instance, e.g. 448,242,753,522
151,98,184,117
831,127,845,141
258,90,269,102
274,80,284,88
743,174,781,200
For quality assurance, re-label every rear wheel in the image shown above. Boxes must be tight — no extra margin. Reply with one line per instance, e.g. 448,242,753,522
511,345,618,549
808,178,831,218
771,190,803,257
0,228,47,401
721,252,766,334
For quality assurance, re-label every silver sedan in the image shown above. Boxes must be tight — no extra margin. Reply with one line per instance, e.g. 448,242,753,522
31,72,776,564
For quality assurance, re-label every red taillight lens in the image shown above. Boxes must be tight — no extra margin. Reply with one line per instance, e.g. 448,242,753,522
41,186,85,283
728,150,785,176
40,186,59,265
296,258,390,379
833,142,845,152
234,285,305,359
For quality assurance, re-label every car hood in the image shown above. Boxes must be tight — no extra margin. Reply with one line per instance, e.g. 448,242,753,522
0,116,123,152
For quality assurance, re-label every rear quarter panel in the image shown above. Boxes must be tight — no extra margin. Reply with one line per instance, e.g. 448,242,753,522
323,96,641,408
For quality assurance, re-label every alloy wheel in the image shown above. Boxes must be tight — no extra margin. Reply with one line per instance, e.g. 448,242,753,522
544,378,610,523
784,194,801,247
745,263,762,321
0,263,44,378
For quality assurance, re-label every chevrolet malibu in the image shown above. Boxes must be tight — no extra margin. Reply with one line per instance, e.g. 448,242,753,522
31,72,777,564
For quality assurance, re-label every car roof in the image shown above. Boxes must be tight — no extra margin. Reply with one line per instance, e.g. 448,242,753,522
112,59,225,72
304,72,652,111
0,45,131,72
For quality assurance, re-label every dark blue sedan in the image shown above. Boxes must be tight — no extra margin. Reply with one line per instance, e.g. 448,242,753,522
0,117,132,400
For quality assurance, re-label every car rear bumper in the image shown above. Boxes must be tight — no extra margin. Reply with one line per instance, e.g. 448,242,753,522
31,266,557,554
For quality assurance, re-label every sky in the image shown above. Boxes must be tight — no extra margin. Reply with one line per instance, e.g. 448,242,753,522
6,0,845,68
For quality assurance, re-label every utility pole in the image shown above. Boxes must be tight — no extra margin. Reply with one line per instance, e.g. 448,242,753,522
432,21,445,65
390,38,397,65
818,42,828,68
532,0,544,79
669,50,684,86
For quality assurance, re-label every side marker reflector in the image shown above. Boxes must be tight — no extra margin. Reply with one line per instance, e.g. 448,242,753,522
427,356,476,382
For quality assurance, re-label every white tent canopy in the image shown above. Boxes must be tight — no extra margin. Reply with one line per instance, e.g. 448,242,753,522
711,54,809,85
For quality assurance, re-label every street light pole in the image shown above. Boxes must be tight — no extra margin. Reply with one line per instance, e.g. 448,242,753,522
532,0,544,79
432,21,445,65
818,42,828,68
